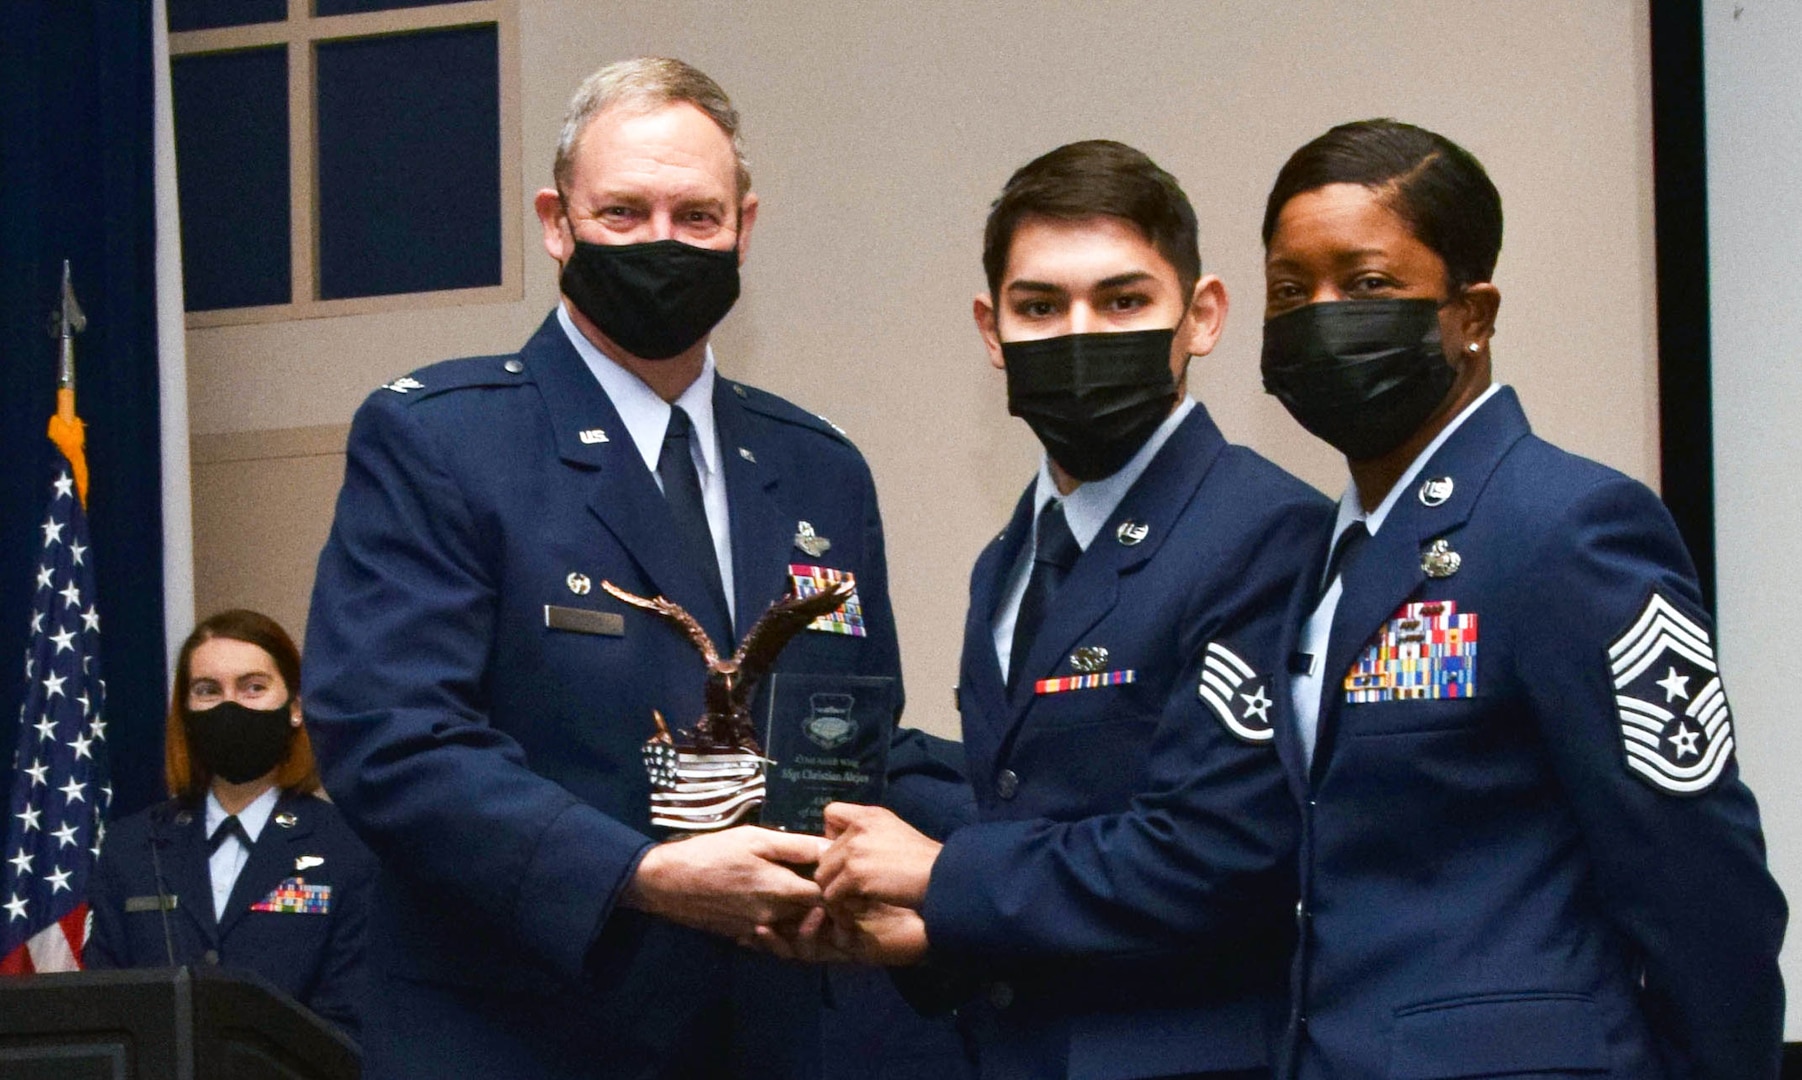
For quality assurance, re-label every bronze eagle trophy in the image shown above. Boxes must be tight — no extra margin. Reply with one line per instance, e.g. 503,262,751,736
601,578,856,831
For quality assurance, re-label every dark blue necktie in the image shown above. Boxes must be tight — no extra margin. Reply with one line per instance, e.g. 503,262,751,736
207,815,250,854
1009,499,1081,693
658,406,731,640
1317,522,1370,605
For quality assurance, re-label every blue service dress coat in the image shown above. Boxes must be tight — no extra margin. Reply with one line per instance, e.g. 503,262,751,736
303,311,969,1080
1273,387,1786,1079
85,790,376,1039
916,405,1335,1080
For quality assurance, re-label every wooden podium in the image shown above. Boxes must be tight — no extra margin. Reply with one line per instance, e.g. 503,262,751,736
0,966,358,1079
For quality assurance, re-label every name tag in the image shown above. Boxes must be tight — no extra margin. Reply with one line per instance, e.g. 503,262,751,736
125,894,178,913
545,605,624,637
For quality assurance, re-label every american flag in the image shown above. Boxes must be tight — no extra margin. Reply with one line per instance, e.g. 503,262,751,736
2,450,109,973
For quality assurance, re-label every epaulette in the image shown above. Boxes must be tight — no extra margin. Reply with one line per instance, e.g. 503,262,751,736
375,354,530,404
723,379,854,447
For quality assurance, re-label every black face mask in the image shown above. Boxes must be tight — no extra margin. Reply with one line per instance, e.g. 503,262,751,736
1260,298,1458,461
1002,328,1180,482
560,235,740,360
184,700,294,785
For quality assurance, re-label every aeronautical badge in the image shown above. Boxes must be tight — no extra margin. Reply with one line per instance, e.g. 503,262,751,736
250,877,331,914
1609,591,1735,795
1344,600,1478,703
788,564,864,636
382,376,424,394
1196,641,1274,743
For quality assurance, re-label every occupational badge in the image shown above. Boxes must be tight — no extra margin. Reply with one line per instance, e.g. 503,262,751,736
788,564,864,636
1420,538,1462,579
1069,646,1110,673
1344,600,1478,703
1610,591,1734,795
1197,641,1274,744
793,521,831,557
382,376,424,394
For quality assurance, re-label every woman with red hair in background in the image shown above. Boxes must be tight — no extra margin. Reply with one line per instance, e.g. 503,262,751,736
87,609,376,1040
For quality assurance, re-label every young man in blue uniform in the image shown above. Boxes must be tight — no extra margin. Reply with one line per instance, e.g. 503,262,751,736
814,141,1332,1079
1259,119,1785,1078
303,58,965,1080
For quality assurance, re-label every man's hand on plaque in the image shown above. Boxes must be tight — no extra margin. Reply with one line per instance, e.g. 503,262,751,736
816,802,942,908
622,826,827,940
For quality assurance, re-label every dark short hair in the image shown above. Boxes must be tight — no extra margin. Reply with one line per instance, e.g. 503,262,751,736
166,608,320,803
1262,119,1502,291
983,140,1201,298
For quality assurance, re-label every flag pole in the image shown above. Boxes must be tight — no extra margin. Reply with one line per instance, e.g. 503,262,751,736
47,260,89,507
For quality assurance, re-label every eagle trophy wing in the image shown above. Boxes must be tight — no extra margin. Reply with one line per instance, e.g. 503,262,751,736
730,580,856,700
599,580,720,667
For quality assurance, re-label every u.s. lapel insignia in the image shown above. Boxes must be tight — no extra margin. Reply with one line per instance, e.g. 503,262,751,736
1069,646,1110,673
1197,641,1275,744
1418,476,1455,506
1610,591,1734,795
382,376,424,394
788,564,864,636
1344,600,1478,703
273,812,298,829
295,855,324,871
793,521,831,557
1421,538,1462,578
1115,520,1149,546
567,572,592,596
578,428,608,444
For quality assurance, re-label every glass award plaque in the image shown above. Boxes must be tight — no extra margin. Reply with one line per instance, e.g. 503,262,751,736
759,673,896,834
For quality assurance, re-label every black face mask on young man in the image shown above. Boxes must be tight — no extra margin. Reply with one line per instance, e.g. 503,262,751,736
183,700,294,785
560,235,741,360
1003,327,1180,482
1260,298,1457,462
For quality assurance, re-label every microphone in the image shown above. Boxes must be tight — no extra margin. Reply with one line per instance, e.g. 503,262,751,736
147,829,178,968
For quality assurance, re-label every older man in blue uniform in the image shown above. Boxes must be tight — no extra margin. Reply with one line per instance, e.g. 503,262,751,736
303,58,965,1080
816,141,1332,1079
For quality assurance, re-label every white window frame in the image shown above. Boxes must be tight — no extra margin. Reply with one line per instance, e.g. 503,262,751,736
170,0,521,328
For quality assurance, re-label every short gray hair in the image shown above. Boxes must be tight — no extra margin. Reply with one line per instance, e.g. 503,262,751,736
553,57,751,200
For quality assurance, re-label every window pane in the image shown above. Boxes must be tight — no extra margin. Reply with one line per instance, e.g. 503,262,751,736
315,0,462,14
172,48,292,311
315,25,501,300
168,0,286,33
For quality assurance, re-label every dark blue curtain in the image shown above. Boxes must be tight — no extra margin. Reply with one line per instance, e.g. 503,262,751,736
2,2,168,818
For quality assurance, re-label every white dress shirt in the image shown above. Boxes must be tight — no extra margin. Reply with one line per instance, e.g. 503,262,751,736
992,396,1197,682
204,785,280,921
558,303,737,627
1290,383,1503,764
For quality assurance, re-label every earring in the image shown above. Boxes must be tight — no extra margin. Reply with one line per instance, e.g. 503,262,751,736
1466,342,1481,354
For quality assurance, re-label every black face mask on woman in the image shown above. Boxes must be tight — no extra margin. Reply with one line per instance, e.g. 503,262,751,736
184,700,294,784
1003,328,1180,482
559,234,741,361
1260,298,1457,461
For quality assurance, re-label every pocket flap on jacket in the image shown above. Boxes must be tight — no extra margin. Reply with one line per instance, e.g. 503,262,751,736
1389,992,1608,1079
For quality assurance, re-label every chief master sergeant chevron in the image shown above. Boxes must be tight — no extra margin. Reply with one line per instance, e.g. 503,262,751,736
303,57,966,1080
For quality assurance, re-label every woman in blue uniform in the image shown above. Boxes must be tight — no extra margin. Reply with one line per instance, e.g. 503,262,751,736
87,609,376,1040
1259,119,1785,1079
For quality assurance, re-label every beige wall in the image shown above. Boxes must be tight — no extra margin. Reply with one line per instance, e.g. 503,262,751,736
188,0,1657,738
